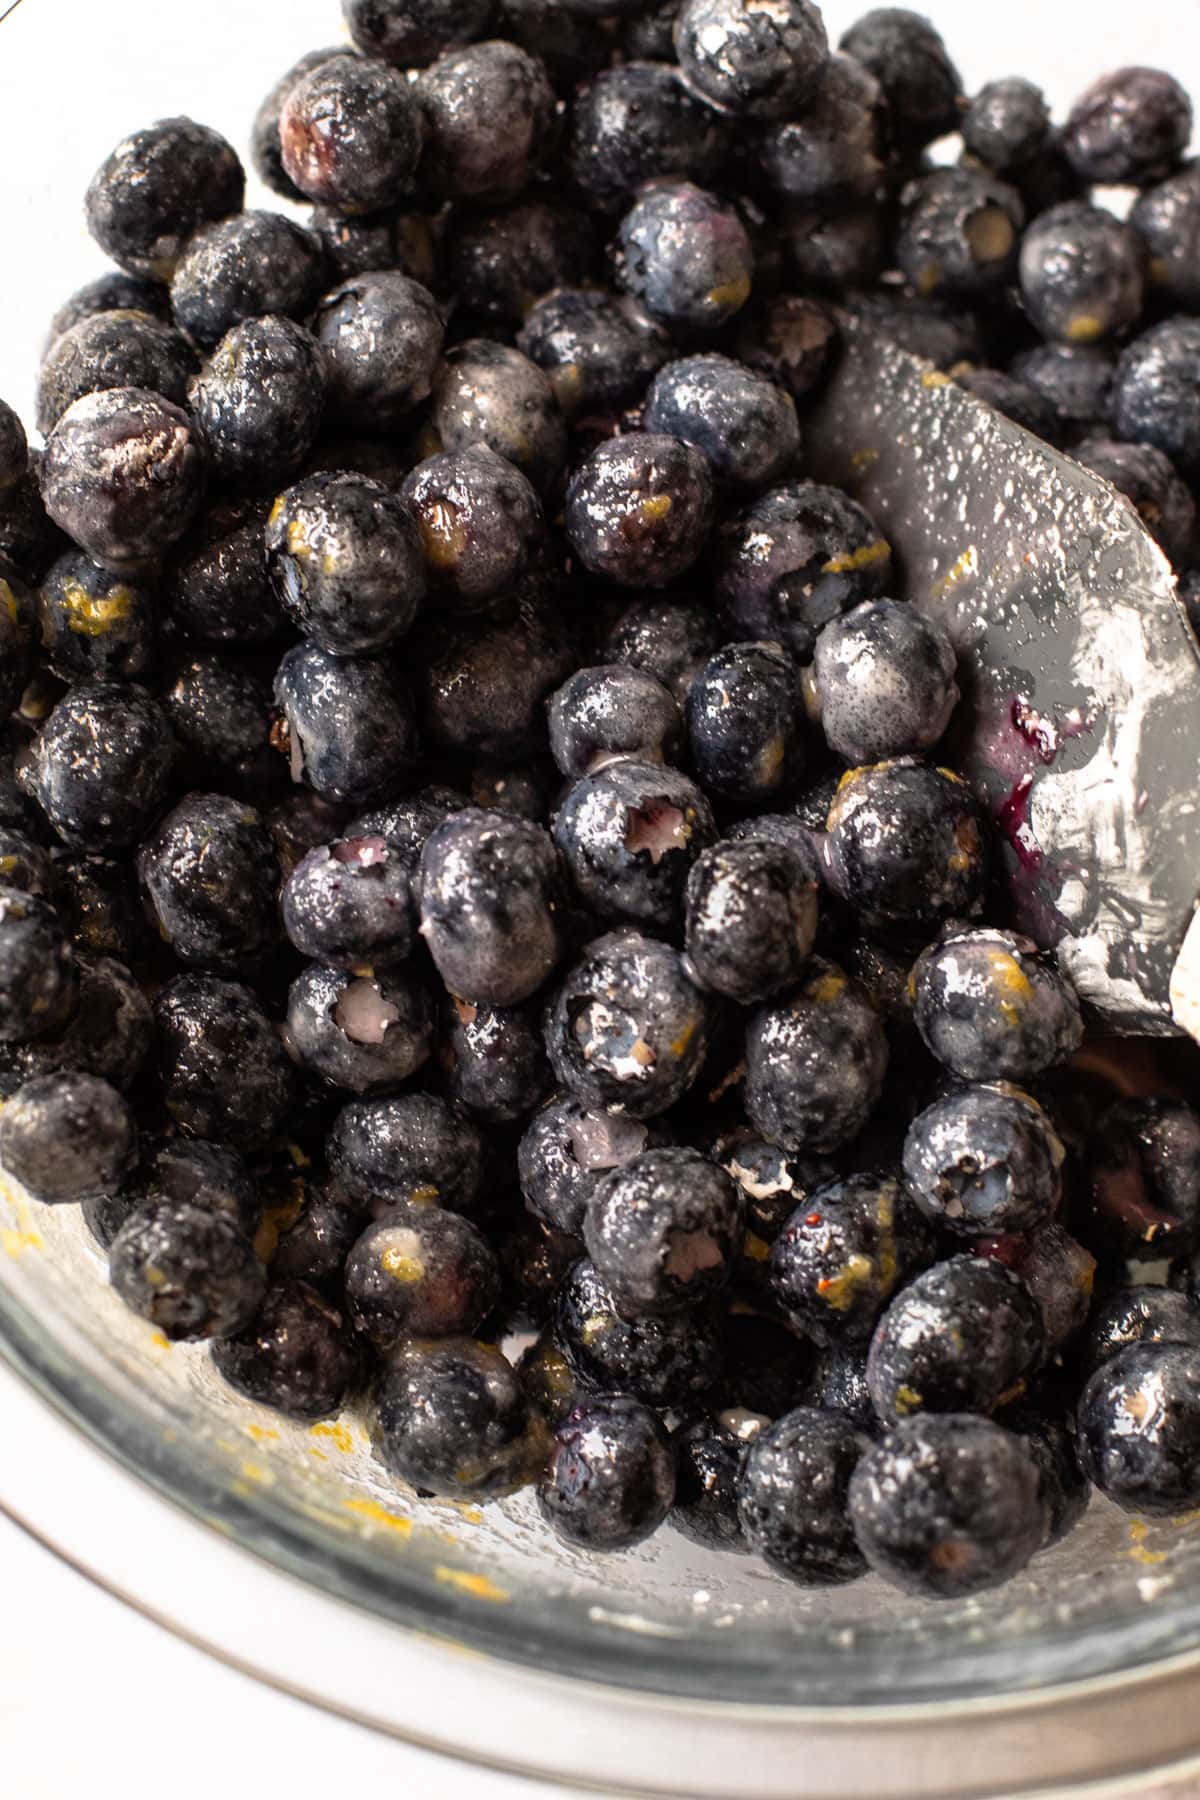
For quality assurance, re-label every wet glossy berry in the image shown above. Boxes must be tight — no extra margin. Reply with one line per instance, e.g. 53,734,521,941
548,665,682,782
613,181,754,332
553,760,714,933
911,925,1084,1082
745,959,888,1154
584,1146,742,1317
38,552,156,685
1111,319,1200,473
441,992,552,1123
1063,67,1192,187
518,290,667,421
759,53,884,207
770,1171,934,1347
896,167,1023,302
309,204,436,286
812,600,959,766
903,1084,1065,1239
0,464,65,586
420,809,563,1006
1078,1343,1200,1516
0,1071,135,1203
372,1335,547,1498
824,760,988,934
838,8,962,154
16,953,150,1094
137,794,280,968
539,1394,675,1550
781,204,885,294
273,642,419,806
687,642,807,807
314,279,441,440
519,1095,671,1237
431,340,566,495
603,596,719,703
266,472,425,658
565,433,714,590
36,310,196,438
715,481,892,660
402,446,542,612
1019,203,1145,349
671,1412,757,1553
442,200,598,329
271,1186,363,1291
286,962,433,1095
170,212,327,352
40,388,204,574
1008,1408,1089,1548
867,1256,1044,1423
189,318,326,492
674,0,828,121
280,53,423,211
44,274,172,350
342,0,492,67
566,62,732,211
1082,1097,1200,1262
1080,1285,1200,1381
556,1255,723,1407
85,118,244,279
417,40,555,203
160,651,275,794
251,48,343,201
110,1199,264,1341
644,355,799,495
84,1134,260,1251
849,1414,1047,1597
737,1407,867,1585
345,1204,499,1349
163,497,281,648
808,1343,874,1431
1131,164,1200,314
962,78,1052,176
155,974,298,1149
212,1279,363,1419
328,1090,483,1213
282,835,414,972
22,683,175,848
499,0,612,87
685,840,817,1006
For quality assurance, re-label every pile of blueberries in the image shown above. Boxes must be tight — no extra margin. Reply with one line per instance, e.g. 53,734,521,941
2,0,1200,1602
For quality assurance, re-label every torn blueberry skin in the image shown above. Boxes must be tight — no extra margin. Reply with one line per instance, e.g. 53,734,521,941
137,794,281,970
539,1394,676,1551
583,1145,744,1317
737,1406,868,1587
371,1335,548,1499
896,167,1024,303
419,808,564,1007
314,273,444,434
282,835,415,973
1077,1343,1200,1517
518,1094,673,1238
328,1090,484,1214
745,958,888,1156
401,445,542,614
441,992,553,1124
273,642,419,808
910,926,1084,1084
770,1171,935,1348
417,40,556,204
555,1255,723,1409
84,117,245,280
566,61,732,212
344,1203,500,1349
553,759,715,934
612,180,754,334
155,976,298,1150
212,1279,364,1420
902,1084,1066,1240
0,1071,136,1204
36,310,196,439
109,1200,265,1342
1080,1098,1200,1262
280,53,423,212
285,962,434,1096
685,841,818,1007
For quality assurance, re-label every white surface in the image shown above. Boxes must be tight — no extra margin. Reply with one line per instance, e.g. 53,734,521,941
2,3,1200,1798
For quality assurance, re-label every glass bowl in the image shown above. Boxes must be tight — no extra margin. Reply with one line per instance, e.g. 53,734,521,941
4,2,1200,1793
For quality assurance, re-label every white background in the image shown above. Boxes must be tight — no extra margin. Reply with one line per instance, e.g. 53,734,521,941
2,2,1200,1797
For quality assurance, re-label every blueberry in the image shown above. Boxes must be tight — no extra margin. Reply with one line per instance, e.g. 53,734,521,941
736,1407,867,1586
212,1279,363,1419
838,8,963,155
314,274,444,433
565,433,714,590
602,596,719,703
770,1171,935,1347
1078,1342,1200,1517
518,290,667,421
621,0,680,60
442,200,598,330
1131,164,1200,314
137,794,280,969
867,1256,1045,1423
555,1256,723,1408
553,760,714,934
612,181,754,332
36,310,196,439
824,760,988,934
1074,435,1196,566
159,651,276,795
979,1222,1096,1356
852,291,984,373
1079,1285,1200,1381
0,1071,135,1203
271,1188,363,1291
518,1329,585,1425
759,53,885,206
719,1312,812,1417
163,497,282,649
808,1343,875,1431
280,53,423,211
685,840,817,1006
745,959,888,1155
15,953,150,1093
22,682,175,848
328,1090,484,1213
812,601,959,767
38,552,155,685
687,642,807,807
419,808,563,1006
519,1095,672,1237
1005,1407,1090,1548
417,41,555,203
286,962,433,1095
170,212,328,352
431,340,566,495
267,789,355,881
712,1128,837,1265
736,296,839,404
349,788,470,880
714,481,892,660
44,274,173,350
273,642,419,807
566,62,732,212
903,1083,1065,1239
671,1412,757,1553
282,836,414,973
342,0,493,67
402,446,542,613
848,1414,1047,1597
1082,1097,1200,1261
189,318,326,492
911,925,1084,1083
309,205,437,287
643,355,799,495
1018,203,1145,349
1009,342,1116,441
126,1137,261,1240
584,1146,742,1317
85,118,244,280
442,992,552,1123
548,665,682,783
498,0,614,88
40,388,204,574
110,1199,265,1341
898,168,1024,302
1111,319,1200,473
251,48,344,202
674,0,828,121
266,473,425,658
0,463,65,586
371,1335,547,1498
155,975,298,1149
345,1204,499,1349
539,1394,675,1551
500,1217,585,1330
955,369,1062,443
962,79,1052,177
781,205,886,294
1063,67,1193,187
